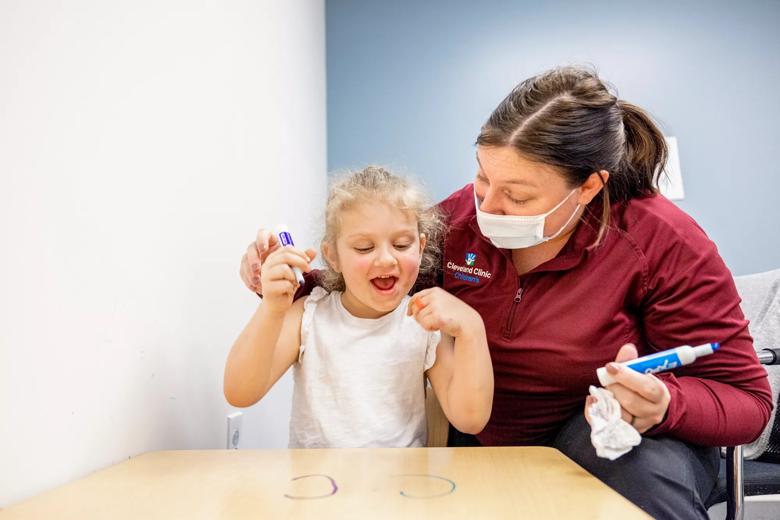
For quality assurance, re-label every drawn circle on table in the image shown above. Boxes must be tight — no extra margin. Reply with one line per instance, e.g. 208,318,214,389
283,474,338,500
393,474,457,499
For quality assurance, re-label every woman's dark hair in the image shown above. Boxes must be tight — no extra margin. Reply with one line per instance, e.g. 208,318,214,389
476,66,667,245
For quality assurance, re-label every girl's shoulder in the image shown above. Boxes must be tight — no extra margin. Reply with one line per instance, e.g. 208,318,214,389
302,286,333,310
278,289,332,327
300,287,336,345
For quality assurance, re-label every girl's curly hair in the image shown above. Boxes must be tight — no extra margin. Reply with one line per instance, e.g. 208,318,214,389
319,166,443,293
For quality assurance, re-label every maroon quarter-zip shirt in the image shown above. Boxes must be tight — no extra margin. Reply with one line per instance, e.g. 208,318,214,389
437,184,771,447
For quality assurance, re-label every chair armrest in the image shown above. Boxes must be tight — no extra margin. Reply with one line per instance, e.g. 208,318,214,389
757,348,780,365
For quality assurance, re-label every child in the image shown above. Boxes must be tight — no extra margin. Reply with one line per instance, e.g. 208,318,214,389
223,166,493,448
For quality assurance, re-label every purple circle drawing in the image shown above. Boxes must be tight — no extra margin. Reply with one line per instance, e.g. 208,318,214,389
283,474,339,500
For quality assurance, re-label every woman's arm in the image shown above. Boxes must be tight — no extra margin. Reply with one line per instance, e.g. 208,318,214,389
636,222,772,446
409,288,494,434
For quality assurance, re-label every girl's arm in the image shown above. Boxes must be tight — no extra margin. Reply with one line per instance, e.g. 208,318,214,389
224,245,311,407
223,297,305,407
409,288,494,434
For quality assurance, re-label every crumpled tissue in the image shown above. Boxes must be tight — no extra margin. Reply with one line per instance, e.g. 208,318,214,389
587,385,642,460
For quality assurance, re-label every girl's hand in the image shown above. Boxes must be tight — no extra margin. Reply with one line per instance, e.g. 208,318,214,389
240,228,317,294
584,343,671,434
259,246,312,313
406,287,484,338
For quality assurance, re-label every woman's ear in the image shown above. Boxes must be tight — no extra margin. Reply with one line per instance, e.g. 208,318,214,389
321,241,340,273
578,170,610,205
418,233,427,255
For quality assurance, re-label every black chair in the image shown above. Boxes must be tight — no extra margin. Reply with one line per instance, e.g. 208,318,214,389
706,347,780,520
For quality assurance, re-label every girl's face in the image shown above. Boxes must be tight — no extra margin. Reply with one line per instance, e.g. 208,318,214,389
323,200,425,319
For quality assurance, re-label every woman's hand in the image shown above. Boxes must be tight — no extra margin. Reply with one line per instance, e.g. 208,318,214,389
258,246,313,314
240,228,317,294
585,343,671,434
407,287,484,339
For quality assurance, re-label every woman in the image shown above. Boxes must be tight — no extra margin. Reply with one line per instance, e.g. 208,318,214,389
239,66,771,519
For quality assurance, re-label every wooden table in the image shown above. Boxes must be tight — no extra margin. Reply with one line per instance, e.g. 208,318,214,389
1,447,650,519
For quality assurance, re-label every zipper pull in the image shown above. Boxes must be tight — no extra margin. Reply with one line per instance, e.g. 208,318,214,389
514,287,523,302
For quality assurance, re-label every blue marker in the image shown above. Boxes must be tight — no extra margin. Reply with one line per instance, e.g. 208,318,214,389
597,343,720,386
275,224,306,286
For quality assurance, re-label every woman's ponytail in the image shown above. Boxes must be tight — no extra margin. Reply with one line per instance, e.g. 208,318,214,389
615,101,667,200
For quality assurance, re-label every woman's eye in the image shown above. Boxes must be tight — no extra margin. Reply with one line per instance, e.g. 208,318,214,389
394,243,412,250
506,193,528,205
354,247,373,253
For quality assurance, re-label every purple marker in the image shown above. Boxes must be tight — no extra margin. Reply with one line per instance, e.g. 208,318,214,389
275,224,305,285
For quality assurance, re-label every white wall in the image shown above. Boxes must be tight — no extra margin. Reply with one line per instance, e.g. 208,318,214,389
0,0,326,507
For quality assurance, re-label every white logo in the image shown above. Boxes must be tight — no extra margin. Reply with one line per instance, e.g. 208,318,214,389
446,260,492,284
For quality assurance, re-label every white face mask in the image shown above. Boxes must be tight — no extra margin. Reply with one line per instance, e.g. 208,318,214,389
474,187,581,249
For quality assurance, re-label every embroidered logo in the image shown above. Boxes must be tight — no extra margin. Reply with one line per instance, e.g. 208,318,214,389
446,252,492,284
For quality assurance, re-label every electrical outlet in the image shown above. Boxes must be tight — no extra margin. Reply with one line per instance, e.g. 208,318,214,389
227,411,243,449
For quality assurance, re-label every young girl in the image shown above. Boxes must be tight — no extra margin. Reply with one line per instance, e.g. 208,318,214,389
223,166,493,448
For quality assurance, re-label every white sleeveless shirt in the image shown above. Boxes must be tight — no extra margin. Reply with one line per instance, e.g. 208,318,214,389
289,287,440,448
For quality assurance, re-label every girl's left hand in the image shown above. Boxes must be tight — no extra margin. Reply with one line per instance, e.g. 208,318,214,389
406,287,483,339
584,343,671,434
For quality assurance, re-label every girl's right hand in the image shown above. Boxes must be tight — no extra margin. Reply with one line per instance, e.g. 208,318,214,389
259,246,313,313
406,287,484,339
240,228,316,294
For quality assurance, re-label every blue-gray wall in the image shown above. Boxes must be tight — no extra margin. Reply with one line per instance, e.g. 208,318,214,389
326,0,780,276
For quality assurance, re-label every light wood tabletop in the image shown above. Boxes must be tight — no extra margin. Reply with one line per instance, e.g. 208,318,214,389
1,447,650,519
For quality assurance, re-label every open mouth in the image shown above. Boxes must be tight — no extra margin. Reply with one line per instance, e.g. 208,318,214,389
370,275,398,292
